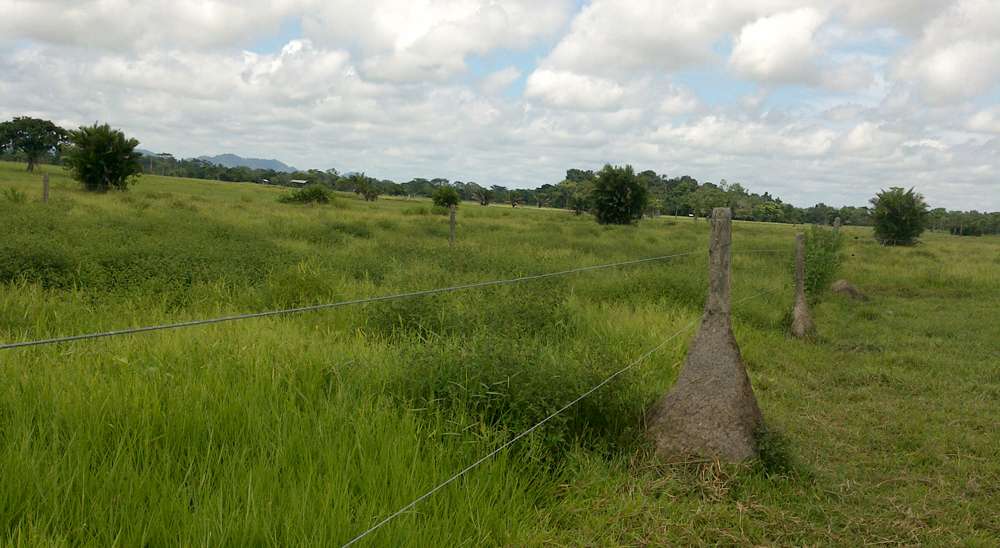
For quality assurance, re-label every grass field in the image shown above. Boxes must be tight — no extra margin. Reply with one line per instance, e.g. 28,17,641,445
1,161,998,546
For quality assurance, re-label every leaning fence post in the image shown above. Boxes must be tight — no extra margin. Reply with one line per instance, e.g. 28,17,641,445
646,207,764,462
449,204,456,247
42,173,49,203
790,233,815,338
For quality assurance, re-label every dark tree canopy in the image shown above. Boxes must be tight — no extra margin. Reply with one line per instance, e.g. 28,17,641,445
0,116,69,172
870,187,929,246
591,164,648,225
431,186,460,208
63,123,142,192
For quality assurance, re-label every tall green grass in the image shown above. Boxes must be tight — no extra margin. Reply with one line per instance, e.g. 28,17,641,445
1,161,998,545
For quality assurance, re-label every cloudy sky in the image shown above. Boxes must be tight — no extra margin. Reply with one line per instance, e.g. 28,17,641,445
2,0,999,210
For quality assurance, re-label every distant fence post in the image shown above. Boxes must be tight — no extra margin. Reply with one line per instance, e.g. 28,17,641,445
646,207,764,462
449,204,456,247
42,173,49,203
790,233,815,338
832,216,841,232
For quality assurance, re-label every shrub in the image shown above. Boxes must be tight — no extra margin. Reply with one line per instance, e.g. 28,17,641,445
63,123,142,192
590,164,648,225
277,185,331,204
2,187,27,203
870,187,928,245
793,224,844,298
431,186,460,208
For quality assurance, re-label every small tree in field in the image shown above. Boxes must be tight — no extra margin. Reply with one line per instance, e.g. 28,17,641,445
591,164,648,224
0,117,69,172
351,173,380,201
431,186,460,208
63,123,142,191
870,187,928,245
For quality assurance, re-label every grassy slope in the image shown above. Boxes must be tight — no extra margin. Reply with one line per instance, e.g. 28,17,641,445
1,162,998,546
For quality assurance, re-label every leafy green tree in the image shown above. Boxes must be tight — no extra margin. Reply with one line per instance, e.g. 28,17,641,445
870,187,929,245
687,183,726,220
63,123,142,191
351,172,380,201
431,186,460,208
590,164,648,224
0,117,69,172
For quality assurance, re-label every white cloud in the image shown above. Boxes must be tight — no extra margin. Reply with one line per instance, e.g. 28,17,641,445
0,0,300,50
729,8,827,84
301,0,573,82
967,107,1000,133
479,67,521,94
0,0,998,211
659,86,700,115
524,69,625,111
894,0,1000,103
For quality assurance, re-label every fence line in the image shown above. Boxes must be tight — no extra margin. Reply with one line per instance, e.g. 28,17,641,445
1,251,707,351
341,285,779,547
0,250,789,351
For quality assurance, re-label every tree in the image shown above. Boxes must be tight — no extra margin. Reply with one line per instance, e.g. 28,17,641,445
870,187,929,245
590,164,648,225
687,184,726,220
431,186,460,208
63,123,142,191
474,187,493,206
351,172,380,201
0,117,68,172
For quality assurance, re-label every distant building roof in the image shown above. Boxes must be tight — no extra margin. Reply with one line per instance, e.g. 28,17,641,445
290,179,309,185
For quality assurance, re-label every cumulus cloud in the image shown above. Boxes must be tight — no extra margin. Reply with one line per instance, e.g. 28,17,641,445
0,0,998,210
479,66,521,94
0,0,300,50
894,0,1000,103
301,0,574,81
524,69,625,111
729,8,827,84
967,107,1000,133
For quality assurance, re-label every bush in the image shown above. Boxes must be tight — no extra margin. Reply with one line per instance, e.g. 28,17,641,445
277,185,331,204
870,187,928,245
793,224,844,298
590,164,648,225
2,187,27,203
431,186,460,208
62,123,142,192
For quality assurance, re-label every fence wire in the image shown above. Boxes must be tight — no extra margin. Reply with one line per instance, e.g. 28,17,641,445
3,251,708,350
341,286,779,547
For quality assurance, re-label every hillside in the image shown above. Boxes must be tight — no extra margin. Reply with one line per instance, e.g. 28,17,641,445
197,153,296,172
1,161,998,545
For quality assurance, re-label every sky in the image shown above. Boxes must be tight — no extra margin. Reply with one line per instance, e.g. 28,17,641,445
1,0,999,210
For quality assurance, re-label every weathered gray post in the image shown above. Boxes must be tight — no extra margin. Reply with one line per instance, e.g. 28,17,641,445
449,204,456,246
790,233,815,338
646,207,764,462
832,216,841,232
42,173,49,203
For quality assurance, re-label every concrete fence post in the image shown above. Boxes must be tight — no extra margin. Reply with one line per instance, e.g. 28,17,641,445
790,233,815,338
646,207,764,462
449,204,456,246
42,173,49,203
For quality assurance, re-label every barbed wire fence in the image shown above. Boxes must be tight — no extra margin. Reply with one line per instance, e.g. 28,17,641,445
0,249,786,351
1,210,794,547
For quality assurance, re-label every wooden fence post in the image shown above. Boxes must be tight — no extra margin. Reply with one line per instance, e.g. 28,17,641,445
449,204,456,247
790,233,815,338
646,207,764,462
42,173,49,203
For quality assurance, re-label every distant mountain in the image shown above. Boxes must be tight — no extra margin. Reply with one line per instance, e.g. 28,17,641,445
198,153,297,173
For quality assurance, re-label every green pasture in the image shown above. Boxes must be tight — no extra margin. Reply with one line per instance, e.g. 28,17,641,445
1,162,997,545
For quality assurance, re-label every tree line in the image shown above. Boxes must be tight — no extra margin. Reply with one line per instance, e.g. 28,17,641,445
2,115,997,235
